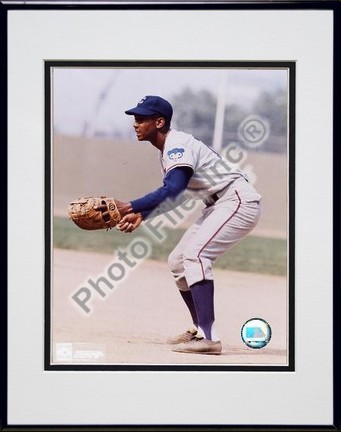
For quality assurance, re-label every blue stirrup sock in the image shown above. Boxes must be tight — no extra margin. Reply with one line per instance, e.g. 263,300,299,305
179,290,198,329
190,279,217,341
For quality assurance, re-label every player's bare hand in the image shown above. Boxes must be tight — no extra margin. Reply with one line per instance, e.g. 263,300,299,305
117,213,143,233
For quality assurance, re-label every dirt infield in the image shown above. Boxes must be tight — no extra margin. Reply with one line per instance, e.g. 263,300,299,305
51,249,288,366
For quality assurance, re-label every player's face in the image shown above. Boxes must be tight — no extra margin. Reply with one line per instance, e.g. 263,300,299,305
133,115,159,141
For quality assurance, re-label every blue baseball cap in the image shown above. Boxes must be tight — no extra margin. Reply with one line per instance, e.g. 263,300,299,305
125,95,173,120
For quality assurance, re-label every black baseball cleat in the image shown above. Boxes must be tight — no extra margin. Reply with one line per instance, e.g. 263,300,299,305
166,328,198,344
172,337,222,355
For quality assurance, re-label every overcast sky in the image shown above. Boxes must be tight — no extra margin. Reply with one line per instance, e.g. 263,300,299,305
52,67,288,138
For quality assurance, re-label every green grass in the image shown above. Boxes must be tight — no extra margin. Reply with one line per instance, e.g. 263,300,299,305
53,216,287,276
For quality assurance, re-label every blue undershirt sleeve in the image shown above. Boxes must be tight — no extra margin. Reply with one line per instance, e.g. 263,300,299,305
131,166,193,218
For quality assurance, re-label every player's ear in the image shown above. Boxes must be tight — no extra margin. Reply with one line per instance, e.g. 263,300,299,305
155,116,166,129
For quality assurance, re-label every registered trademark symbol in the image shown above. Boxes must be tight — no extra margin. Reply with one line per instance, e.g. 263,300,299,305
238,115,270,148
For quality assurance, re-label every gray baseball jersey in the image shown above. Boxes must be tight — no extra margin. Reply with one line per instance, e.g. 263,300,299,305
163,129,262,291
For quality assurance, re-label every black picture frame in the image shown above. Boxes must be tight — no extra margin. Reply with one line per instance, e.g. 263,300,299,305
2,1,340,431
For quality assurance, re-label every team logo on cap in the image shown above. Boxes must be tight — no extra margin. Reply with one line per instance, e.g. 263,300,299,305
167,148,185,161
138,97,147,105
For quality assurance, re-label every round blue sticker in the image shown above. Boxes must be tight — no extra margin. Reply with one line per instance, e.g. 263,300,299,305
241,318,272,349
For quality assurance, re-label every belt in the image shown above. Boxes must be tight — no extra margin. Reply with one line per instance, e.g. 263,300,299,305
204,187,228,206
210,193,220,203
205,176,248,206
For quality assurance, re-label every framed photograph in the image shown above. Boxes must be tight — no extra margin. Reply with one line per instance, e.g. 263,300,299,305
46,61,294,371
3,1,340,430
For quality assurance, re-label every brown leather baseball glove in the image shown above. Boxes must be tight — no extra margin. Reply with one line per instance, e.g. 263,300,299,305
68,196,122,230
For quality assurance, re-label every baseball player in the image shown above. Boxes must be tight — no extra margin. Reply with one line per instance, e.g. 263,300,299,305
112,95,262,355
